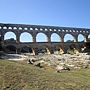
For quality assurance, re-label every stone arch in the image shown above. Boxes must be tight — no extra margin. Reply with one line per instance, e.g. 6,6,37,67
37,45,50,54
3,26,7,29
4,31,16,41
20,32,33,42
21,46,35,55
36,32,48,42
8,27,12,29
54,44,64,54
67,44,79,54
78,34,84,42
64,34,74,42
51,33,61,42
81,44,87,52
5,45,16,54
83,42,90,52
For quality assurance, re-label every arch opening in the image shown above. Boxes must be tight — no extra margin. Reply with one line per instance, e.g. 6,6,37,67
54,45,64,54
21,46,35,55
37,45,50,55
36,33,47,42
5,45,16,54
4,31,16,43
20,32,33,42
67,44,79,54
3,26,7,29
51,33,61,42
78,34,84,42
64,34,74,42
81,42,87,52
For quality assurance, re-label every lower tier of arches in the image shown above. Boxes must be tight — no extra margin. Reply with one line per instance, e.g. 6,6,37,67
4,42,89,55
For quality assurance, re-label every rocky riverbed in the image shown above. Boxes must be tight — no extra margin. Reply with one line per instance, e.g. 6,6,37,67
2,53,90,71
26,53,90,71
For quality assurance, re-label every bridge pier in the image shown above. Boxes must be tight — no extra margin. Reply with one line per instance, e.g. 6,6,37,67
1,34,4,42
16,48,21,54
33,37,36,42
50,47,54,54
84,35,88,42
16,36,20,43
34,47,38,55
63,46,68,54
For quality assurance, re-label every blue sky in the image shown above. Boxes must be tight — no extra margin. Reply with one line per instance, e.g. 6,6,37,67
1,0,90,42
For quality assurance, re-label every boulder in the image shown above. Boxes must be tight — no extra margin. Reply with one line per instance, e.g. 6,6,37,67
56,65,70,73
33,61,41,67
56,65,64,72
27,59,33,64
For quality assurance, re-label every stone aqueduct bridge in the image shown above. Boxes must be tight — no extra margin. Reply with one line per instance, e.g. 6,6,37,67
0,23,90,55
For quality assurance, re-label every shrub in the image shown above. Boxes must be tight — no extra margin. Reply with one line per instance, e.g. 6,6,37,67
0,51,5,58
87,52,90,55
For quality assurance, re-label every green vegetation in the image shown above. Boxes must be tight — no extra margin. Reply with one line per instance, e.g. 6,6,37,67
86,52,90,55
67,47,75,55
4,38,16,44
0,38,6,57
66,40,74,42
0,60,90,90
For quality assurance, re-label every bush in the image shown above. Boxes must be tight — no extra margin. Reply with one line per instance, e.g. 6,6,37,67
87,52,90,55
67,49,74,55
0,51,5,58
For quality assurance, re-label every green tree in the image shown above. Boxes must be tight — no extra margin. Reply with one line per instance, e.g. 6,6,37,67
66,40,74,42
0,37,6,57
4,38,16,44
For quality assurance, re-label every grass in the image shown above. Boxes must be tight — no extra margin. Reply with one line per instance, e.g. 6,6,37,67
0,60,90,90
